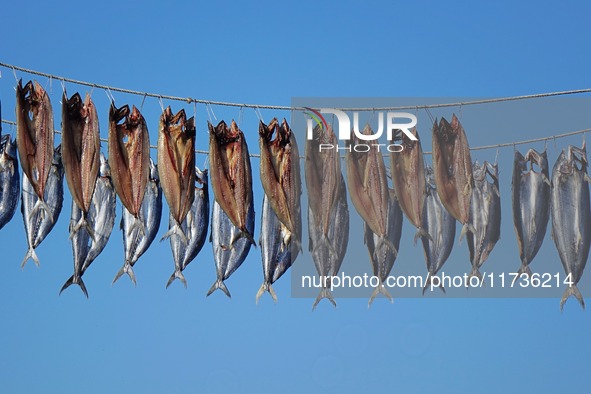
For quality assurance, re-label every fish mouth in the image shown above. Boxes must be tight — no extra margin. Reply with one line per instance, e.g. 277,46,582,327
560,145,588,174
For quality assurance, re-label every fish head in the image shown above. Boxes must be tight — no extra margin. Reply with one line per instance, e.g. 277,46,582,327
196,167,208,187
129,106,146,129
109,103,130,127
63,92,83,117
149,158,159,181
563,144,588,174
523,149,549,175
99,153,111,178
258,118,278,142
53,144,63,166
82,93,97,119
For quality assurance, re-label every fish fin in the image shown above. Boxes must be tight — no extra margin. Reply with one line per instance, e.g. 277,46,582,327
160,221,188,244
492,183,500,198
560,286,585,311
206,279,231,298
368,283,393,307
69,216,96,242
165,270,187,289
542,173,551,186
415,228,433,244
59,275,89,298
422,273,446,295
29,199,53,224
127,216,146,237
21,248,40,269
585,174,591,184
112,263,137,286
312,288,337,310
230,229,257,248
458,223,476,244
255,282,278,305
516,264,533,277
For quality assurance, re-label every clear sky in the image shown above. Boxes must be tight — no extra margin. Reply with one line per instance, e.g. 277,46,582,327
0,1,590,393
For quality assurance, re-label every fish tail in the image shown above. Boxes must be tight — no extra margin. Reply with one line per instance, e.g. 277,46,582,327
516,264,533,277
206,279,231,298
422,273,446,295
468,267,483,285
255,282,278,305
312,288,337,310
21,248,40,269
560,285,585,311
112,262,137,286
368,283,393,308
165,269,187,289
160,222,188,244
414,227,433,245
59,275,89,298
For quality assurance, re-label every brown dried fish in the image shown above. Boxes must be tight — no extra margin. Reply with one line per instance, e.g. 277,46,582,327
158,106,195,242
432,114,474,237
16,80,54,219
390,126,429,241
108,104,150,224
208,120,256,245
61,92,101,236
259,117,301,243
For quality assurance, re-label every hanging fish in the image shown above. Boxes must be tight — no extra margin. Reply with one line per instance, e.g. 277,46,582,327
207,199,255,298
158,107,195,242
432,115,474,237
390,126,429,241
113,159,162,285
365,189,403,306
15,80,55,220
466,161,501,279
259,118,302,244
208,120,256,245
61,92,101,237
550,144,591,310
305,124,349,309
60,154,117,296
421,166,456,293
346,125,389,238
21,145,64,268
166,168,209,288
512,149,551,276
0,135,20,231
108,103,150,232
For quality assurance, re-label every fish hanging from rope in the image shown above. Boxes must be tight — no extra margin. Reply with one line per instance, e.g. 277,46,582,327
158,106,196,243
61,91,101,238
108,103,150,235
16,80,55,221
432,114,474,238
208,120,256,245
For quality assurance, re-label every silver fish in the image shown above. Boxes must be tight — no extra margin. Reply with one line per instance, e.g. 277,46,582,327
166,168,210,288
60,154,116,296
421,166,456,294
364,189,403,306
256,193,300,304
0,135,20,230
60,201,91,297
551,144,591,310
512,149,551,276
21,145,64,268
113,159,162,285
207,198,255,298
466,161,501,279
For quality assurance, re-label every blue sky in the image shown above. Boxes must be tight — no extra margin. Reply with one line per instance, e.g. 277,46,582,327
0,1,590,393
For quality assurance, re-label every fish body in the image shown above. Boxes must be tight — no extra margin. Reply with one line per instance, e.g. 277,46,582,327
166,168,209,288
466,161,501,279
61,92,100,236
390,127,428,240
114,159,162,285
305,124,349,309
364,189,403,306
21,145,64,268
16,80,55,219
158,107,196,241
207,198,255,298
421,166,456,293
512,149,551,276
61,201,91,297
0,135,20,230
108,104,150,220
550,145,591,310
432,115,473,232
208,120,255,244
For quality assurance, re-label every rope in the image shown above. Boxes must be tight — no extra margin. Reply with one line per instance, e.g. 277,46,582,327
2,118,589,157
2,61,591,111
